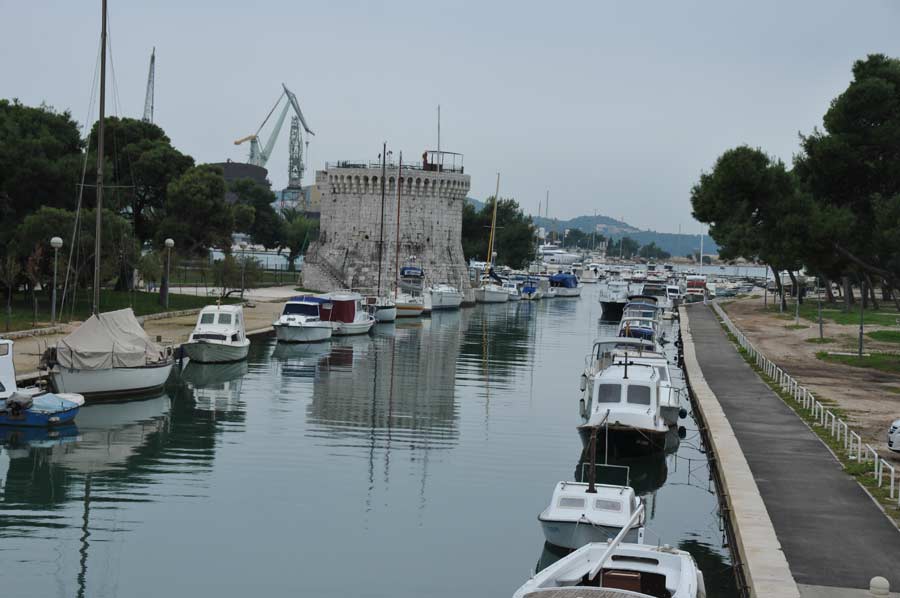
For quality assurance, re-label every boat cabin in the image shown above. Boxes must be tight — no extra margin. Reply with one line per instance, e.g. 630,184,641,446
280,298,329,319
0,339,17,400
190,305,246,344
320,292,365,323
586,364,664,424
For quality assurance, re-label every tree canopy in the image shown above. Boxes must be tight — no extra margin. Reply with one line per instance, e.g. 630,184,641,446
462,197,536,269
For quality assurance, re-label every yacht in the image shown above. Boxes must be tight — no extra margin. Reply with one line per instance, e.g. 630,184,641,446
423,284,464,312
475,276,509,303
395,292,426,318
273,299,334,343
321,292,376,336
581,263,603,284
182,304,250,363
43,308,175,399
512,539,706,598
538,242,581,265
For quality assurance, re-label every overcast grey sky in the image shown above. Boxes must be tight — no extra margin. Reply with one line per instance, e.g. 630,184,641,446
3,0,899,232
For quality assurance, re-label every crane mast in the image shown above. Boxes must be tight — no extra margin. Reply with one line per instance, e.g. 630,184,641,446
142,47,155,123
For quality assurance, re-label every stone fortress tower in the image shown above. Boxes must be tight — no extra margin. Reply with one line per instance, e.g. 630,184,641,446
301,150,473,302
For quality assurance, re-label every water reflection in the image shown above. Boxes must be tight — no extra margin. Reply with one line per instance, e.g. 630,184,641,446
182,360,249,413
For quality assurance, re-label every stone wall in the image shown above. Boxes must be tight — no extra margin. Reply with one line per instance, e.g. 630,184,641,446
302,164,473,302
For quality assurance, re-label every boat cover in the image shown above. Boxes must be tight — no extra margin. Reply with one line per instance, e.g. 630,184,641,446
400,266,424,278
56,308,166,370
549,273,579,288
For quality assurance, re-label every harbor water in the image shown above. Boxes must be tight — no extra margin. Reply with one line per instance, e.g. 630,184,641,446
0,286,737,597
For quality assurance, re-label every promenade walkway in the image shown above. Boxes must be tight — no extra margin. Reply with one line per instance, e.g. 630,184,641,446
688,304,900,595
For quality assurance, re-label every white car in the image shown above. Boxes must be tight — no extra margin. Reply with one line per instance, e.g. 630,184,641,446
889,418,900,452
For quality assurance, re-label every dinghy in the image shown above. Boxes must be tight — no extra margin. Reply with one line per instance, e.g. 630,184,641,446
1,339,85,427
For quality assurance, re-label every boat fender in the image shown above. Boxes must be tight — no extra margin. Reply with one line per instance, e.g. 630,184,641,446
679,408,688,419
579,373,588,392
579,398,587,419
678,426,687,439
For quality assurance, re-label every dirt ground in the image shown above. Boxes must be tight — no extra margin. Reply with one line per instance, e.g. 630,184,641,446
722,295,900,464
8,287,294,379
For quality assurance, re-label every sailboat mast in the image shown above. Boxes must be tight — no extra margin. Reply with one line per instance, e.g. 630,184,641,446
485,173,500,270
93,0,107,315
377,142,387,296
393,152,403,300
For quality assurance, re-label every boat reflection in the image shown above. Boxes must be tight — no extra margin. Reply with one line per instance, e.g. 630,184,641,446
574,449,669,496
182,360,249,412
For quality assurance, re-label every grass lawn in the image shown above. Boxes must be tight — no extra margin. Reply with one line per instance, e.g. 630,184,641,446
805,337,836,344
816,350,900,374
867,330,900,344
763,301,900,327
1,289,237,332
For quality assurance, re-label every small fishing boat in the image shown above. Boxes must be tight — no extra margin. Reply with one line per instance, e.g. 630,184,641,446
182,304,250,363
502,279,522,301
550,272,583,297
366,296,397,322
521,278,544,300
512,539,706,598
1,339,85,427
423,284,464,312
599,279,630,320
321,292,376,336
539,480,644,549
273,299,334,343
43,308,175,399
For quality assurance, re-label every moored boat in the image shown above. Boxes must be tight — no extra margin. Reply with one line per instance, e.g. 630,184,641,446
539,480,645,549
423,284,464,312
182,304,250,363
273,299,334,343
1,339,85,427
43,308,174,399
550,272,583,297
320,292,376,336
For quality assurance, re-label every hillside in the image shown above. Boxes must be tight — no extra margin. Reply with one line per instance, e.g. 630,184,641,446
466,198,717,256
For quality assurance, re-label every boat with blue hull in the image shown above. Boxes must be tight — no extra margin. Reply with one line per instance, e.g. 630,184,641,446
1,339,85,427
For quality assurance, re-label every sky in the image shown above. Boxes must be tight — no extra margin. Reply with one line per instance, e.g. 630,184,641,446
3,0,899,232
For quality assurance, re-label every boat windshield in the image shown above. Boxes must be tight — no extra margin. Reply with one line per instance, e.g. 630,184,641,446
597,384,621,403
283,303,319,316
200,313,215,325
218,313,232,325
627,385,652,405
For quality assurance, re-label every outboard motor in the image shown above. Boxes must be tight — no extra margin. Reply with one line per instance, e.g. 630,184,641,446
6,392,34,416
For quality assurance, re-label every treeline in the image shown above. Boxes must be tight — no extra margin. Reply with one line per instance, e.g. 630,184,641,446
691,54,900,309
461,198,536,269
0,100,318,308
561,229,671,260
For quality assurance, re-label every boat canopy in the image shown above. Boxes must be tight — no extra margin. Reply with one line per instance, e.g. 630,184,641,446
56,308,167,370
282,301,322,317
549,273,579,288
400,266,424,278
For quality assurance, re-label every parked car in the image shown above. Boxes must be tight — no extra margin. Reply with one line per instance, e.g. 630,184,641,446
889,418,900,452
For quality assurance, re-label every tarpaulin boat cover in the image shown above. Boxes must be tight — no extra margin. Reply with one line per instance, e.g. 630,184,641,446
549,273,579,288
56,309,165,370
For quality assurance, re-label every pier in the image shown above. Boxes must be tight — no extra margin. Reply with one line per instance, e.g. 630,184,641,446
682,304,900,597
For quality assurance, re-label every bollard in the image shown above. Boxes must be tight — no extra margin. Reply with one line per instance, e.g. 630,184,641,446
869,576,889,597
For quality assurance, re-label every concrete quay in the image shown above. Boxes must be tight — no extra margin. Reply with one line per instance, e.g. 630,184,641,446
682,304,900,597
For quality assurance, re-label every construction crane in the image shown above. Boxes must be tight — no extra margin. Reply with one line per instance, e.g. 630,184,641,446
142,47,155,123
234,83,314,177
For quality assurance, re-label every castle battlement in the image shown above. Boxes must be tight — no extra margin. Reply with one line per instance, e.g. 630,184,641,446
302,151,473,301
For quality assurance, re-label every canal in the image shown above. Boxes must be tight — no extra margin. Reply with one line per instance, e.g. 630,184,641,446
0,286,737,597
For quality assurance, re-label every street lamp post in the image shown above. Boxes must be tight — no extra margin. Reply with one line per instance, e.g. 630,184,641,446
50,236,63,324
164,238,174,309
240,242,248,300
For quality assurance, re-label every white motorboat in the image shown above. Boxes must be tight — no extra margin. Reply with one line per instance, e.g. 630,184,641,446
538,242,581,265
273,299,334,343
581,263,603,284
365,296,397,322
521,279,544,300
395,292,425,318
513,538,705,598
475,282,510,304
598,279,630,320
182,304,250,363
550,272,583,297
577,362,672,453
321,292,376,336
423,284,464,312
502,280,522,301
44,308,174,400
539,481,645,549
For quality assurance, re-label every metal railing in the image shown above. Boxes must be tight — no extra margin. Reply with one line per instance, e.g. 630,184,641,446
711,301,900,506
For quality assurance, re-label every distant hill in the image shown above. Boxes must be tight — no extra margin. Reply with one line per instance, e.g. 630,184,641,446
465,198,716,256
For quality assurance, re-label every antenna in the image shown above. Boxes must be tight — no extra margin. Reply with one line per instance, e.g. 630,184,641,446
142,47,155,123
437,104,441,153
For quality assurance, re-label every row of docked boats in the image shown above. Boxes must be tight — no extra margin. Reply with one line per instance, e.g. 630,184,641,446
475,271,584,303
510,291,705,598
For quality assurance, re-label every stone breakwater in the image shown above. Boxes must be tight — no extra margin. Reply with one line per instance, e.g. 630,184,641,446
302,163,473,302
